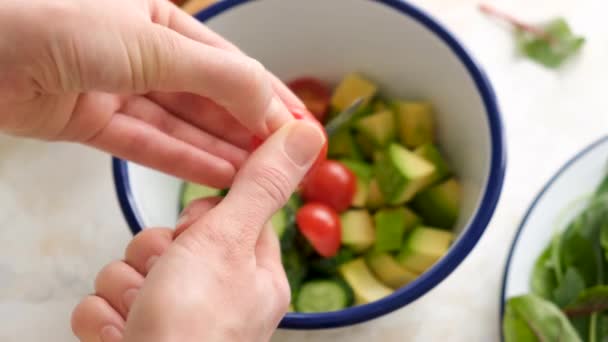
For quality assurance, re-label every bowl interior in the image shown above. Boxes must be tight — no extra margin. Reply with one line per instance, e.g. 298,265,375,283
503,137,608,300
127,0,491,242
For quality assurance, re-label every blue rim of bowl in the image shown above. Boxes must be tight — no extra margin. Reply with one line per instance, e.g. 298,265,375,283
499,134,608,340
112,0,506,329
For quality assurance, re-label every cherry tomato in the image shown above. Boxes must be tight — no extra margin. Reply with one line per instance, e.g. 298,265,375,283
296,203,342,258
251,107,328,177
301,160,356,213
287,77,331,123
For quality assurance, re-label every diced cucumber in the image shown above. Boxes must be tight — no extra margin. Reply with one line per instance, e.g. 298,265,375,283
339,159,372,207
354,110,396,147
411,178,461,229
374,207,420,253
414,143,451,185
310,248,356,276
330,73,378,112
180,182,221,210
397,227,454,274
282,248,308,300
355,133,376,160
366,178,385,210
339,258,393,304
340,210,375,252
277,193,301,252
328,128,363,160
295,280,352,313
395,101,435,148
366,252,418,289
374,143,436,205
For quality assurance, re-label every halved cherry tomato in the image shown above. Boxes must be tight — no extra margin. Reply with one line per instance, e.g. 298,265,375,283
287,77,331,123
301,160,356,213
296,203,341,258
251,107,328,177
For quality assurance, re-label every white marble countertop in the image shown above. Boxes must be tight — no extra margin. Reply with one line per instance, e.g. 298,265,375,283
1,0,607,341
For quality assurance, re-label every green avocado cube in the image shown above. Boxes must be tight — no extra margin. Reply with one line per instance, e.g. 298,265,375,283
411,178,461,229
414,143,451,185
339,159,372,207
373,207,420,253
328,128,363,160
395,101,435,148
340,210,375,253
397,226,454,274
365,252,418,289
354,110,396,147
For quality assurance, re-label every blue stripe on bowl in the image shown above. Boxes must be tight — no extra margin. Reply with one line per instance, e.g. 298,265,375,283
113,0,506,329
499,135,608,341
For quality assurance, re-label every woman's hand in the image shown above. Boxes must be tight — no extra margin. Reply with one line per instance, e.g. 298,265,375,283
71,121,326,342
0,0,302,188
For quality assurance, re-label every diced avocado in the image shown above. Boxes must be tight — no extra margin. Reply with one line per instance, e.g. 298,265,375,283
374,207,420,252
372,98,388,112
180,182,221,210
355,133,376,160
328,128,363,160
366,178,385,210
396,101,435,148
340,210,375,252
414,143,451,185
270,208,288,238
340,159,372,207
366,252,418,289
331,73,378,112
397,227,454,273
411,178,461,229
374,143,436,205
354,110,396,147
339,258,393,304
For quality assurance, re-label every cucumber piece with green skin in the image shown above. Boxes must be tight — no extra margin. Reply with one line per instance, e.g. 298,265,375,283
374,143,436,205
282,248,308,301
414,143,452,185
340,209,375,252
354,110,396,148
397,226,454,274
373,207,420,253
309,248,356,276
366,178,385,210
411,178,461,229
330,73,378,112
274,193,301,252
339,258,393,304
328,128,363,160
295,279,352,313
395,101,435,148
180,182,220,210
339,159,372,207
366,252,418,289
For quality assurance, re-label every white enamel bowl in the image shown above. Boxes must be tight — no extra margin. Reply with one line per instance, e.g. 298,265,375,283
113,0,506,329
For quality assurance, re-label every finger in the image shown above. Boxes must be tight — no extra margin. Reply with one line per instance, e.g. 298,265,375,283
203,121,325,247
125,228,174,275
133,24,292,138
95,261,144,319
147,92,253,149
150,0,303,123
121,96,247,168
174,196,222,237
87,113,235,188
255,223,282,273
71,296,125,342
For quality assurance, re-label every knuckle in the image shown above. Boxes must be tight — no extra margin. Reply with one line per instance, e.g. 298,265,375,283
249,166,292,208
236,57,272,110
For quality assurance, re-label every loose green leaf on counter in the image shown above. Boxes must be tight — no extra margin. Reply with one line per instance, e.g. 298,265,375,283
479,4,585,68
503,294,582,342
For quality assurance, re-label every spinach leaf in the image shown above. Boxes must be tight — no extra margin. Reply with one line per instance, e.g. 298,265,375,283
531,244,558,300
559,230,597,288
516,18,585,69
595,173,608,198
564,286,608,318
503,294,582,342
554,268,586,307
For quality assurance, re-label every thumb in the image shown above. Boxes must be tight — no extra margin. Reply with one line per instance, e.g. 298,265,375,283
200,120,325,246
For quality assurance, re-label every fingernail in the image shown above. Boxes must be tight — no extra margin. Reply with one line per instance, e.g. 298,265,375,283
122,288,139,311
100,325,122,342
284,121,325,167
145,256,159,273
265,98,293,134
